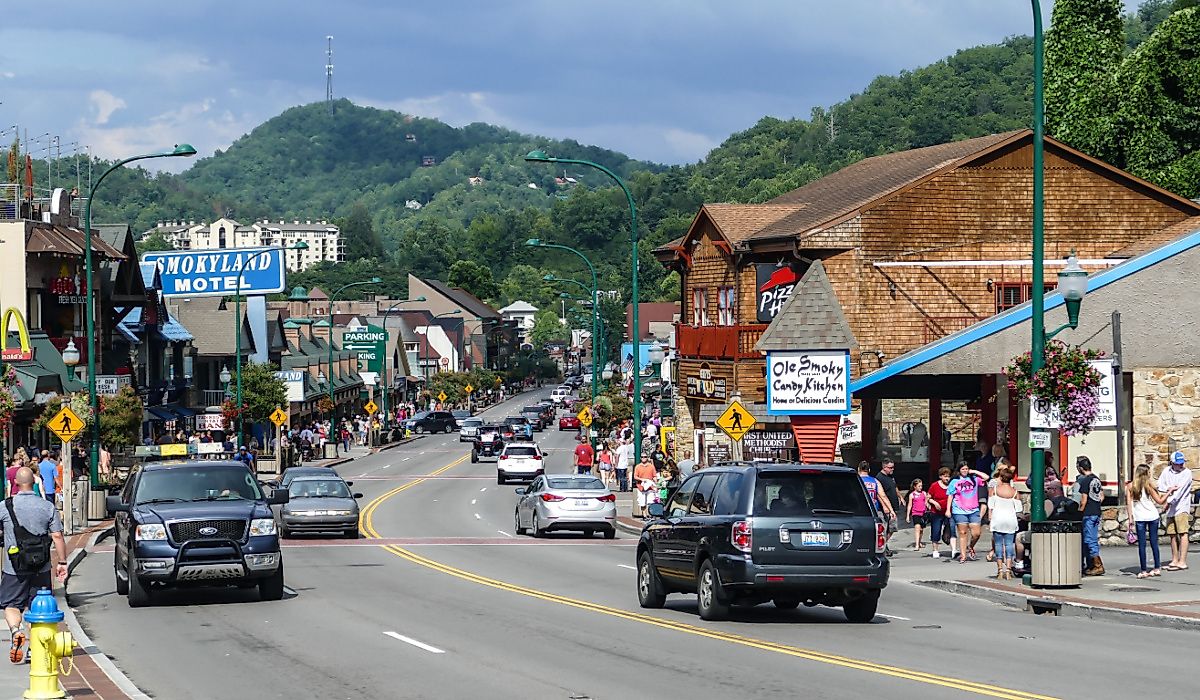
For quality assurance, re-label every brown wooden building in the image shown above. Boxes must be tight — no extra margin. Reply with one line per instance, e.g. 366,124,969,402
656,129,1200,469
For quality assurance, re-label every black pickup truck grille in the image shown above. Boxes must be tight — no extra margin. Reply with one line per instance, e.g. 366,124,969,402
169,519,247,542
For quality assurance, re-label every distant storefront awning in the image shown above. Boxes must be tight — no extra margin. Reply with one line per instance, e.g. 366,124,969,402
166,404,195,418
144,405,177,422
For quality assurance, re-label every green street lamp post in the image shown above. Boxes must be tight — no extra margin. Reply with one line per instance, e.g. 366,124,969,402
233,242,309,448
326,278,382,435
380,296,427,429
84,143,196,489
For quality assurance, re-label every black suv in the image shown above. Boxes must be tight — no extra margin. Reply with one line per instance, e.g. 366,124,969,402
520,406,546,431
403,410,457,434
107,460,290,607
636,463,888,622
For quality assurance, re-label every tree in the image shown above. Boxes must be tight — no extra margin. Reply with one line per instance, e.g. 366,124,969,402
6,136,19,183
1045,0,1125,155
135,231,175,255
530,310,568,348
498,264,556,308
98,386,144,449
339,202,383,260
447,260,499,301
239,362,289,426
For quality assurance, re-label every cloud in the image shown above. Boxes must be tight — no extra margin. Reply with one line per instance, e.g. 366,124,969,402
357,91,507,127
88,90,126,125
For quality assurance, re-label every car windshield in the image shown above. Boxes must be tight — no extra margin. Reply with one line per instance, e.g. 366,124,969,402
135,465,262,504
521,408,540,415
752,471,872,517
506,417,527,425
463,419,483,427
280,468,329,487
547,477,605,490
453,411,471,419
288,479,352,499
505,446,539,457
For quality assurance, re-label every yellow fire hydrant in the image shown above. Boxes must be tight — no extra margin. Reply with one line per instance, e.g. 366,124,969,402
24,588,76,699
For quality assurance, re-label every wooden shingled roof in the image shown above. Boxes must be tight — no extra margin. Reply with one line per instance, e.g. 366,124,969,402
755,261,857,351
1111,216,1200,258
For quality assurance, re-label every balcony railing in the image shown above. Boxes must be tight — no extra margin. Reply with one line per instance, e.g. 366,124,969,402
676,323,768,360
201,389,228,408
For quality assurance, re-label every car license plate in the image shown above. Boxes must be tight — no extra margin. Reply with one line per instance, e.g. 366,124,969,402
571,499,590,508
801,531,829,547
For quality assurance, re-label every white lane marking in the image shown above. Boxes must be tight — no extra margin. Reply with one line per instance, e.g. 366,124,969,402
497,530,513,538
617,564,636,570
402,457,411,461
878,614,911,621
474,513,481,520
356,473,367,478
480,488,487,492
471,499,477,505
381,464,391,469
383,631,446,654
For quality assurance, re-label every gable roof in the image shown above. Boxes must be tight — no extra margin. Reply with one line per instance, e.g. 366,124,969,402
703,203,806,244
421,278,501,319
499,301,538,314
1111,216,1200,258
169,297,255,357
755,261,858,351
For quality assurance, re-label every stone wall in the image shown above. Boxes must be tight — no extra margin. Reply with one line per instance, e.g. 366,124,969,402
1132,368,1200,467
1101,505,1200,547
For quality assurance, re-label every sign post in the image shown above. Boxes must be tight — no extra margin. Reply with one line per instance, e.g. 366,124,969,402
716,399,755,462
48,407,85,535
270,407,289,474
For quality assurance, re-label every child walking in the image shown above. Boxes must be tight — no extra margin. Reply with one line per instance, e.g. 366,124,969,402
906,479,929,552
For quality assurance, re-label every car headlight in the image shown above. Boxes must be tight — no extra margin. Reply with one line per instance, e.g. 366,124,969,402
135,523,167,541
249,518,277,536
328,510,354,517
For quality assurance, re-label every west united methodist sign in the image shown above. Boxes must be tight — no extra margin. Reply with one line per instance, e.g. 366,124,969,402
142,248,286,297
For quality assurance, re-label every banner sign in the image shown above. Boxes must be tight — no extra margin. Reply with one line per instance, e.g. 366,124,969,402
743,430,797,460
274,370,305,403
195,413,225,431
684,361,727,401
96,375,132,396
756,263,802,323
766,349,851,415
836,413,862,448
142,248,286,297
1029,359,1116,429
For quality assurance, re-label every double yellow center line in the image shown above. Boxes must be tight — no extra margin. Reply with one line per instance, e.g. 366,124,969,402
359,454,1058,700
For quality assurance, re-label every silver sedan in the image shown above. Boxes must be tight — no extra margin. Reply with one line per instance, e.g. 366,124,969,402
514,474,617,539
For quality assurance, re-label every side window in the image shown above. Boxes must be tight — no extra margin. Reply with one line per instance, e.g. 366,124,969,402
529,477,543,493
711,472,747,516
666,478,699,518
121,469,140,503
689,474,720,515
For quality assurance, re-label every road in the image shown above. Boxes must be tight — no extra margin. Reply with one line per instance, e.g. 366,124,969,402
69,387,1192,699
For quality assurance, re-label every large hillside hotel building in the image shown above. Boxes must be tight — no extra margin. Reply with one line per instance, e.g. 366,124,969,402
146,217,343,272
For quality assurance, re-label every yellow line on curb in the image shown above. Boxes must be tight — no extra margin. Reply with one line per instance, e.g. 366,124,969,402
359,456,1058,700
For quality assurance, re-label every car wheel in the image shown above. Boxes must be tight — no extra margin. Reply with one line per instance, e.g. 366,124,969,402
697,560,729,621
259,562,285,601
637,552,666,609
471,451,478,464
773,598,801,610
127,558,151,608
344,528,359,539
533,514,546,538
497,473,506,485
603,528,616,540
514,509,527,536
843,591,879,624
114,555,129,596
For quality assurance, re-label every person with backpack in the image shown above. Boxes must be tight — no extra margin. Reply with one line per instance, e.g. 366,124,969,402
1,467,67,664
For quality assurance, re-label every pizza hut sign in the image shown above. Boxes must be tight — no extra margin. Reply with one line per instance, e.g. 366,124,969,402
756,263,801,322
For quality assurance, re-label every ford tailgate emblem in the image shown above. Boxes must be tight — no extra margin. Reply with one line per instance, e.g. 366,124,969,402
199,526,218,536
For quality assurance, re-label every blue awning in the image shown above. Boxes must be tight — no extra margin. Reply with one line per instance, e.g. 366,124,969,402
145,405,176,421
166,404,195,417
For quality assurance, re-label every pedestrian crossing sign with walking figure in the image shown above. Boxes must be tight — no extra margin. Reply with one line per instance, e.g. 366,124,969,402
270,407,289,427
716,400,754,442
49,406,85,443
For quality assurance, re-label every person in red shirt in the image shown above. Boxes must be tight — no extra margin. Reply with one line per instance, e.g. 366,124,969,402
573,442,595,476
926,466,953,559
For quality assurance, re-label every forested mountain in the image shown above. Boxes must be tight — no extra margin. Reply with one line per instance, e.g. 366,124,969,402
20,0,1193,317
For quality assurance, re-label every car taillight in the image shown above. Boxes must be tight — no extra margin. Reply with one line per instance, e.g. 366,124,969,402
500,455,508,460
875,522,886,553
596,494,616,502
531,454,542,460
541,493,564,502
732,519,753,553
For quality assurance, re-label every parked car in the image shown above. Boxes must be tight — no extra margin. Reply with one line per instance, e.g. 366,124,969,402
471,425,505,463
635,463,888,622
497,442,544,484
403,410,457,434
559,415,581,431
277,476,363,539
521,406,546,431
514,474,616,538
459,417,483,442
269,466,335,489
107,460,289,607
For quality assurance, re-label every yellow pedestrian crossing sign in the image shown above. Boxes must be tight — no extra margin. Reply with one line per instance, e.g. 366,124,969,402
48,406,85,443
464,384,474,394
716,400,754,442
577,407,593,427
437,391,448,403
364,400,378,415
270,407,289,427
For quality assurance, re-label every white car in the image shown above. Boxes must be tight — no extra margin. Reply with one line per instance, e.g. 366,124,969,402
514,474,617,539
550,387,572,405
497,442,544,485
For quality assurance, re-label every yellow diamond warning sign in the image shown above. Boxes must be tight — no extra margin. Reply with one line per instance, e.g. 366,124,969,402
577,406,593,427
270,407,289,427
363,400,378,415
48,406,85,443
715,400,754,442
437,391,448,403
464,384,474,394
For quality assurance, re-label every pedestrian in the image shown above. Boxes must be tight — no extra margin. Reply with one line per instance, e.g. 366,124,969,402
1126,463,1172,578
2,467,68,664
1043,451,1064,501
876,458,902,545
676,449,697,476
4,457,39,498
1075,455,1105,576
235,446,256,471
633,456,659,519
906,479,929,552
985,456,1011,563
573,439,595,476
987,466,1022,580
597,443,615,488
1157,451,1194,572
927,467,952,559
615,440,633,493
946,460,988,563
35,451,57,506
857,462,895,521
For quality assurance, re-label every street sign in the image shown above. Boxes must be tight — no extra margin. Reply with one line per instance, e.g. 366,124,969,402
364,400,378,415
437,391,448,403
1029,430,1053,450
716,400,754,442
464,384,474,394
577,407,593,427
48,406,85,443
270,407,289,427
142,248,286,297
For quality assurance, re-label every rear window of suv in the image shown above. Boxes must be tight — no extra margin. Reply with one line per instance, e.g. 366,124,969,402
505,446,539,457
752,471,871,517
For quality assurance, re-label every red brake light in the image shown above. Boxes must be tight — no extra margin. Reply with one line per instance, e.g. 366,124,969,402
500,455,508,460
766,575,785,583
732,519,753,553
875,522,886,553
531,454,542,460
596,494,616,502
540,493,565,502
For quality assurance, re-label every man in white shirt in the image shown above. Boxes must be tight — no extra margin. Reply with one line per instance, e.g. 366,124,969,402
1158,451,1194,571
615,440,634,493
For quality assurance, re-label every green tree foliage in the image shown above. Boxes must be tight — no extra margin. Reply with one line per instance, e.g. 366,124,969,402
239,362,289,426
338,202,383,260
135,231,175,255
530,310,568,348
498,264,557,309
1045,0,1125,155
425,368,499,406
446,260,498,302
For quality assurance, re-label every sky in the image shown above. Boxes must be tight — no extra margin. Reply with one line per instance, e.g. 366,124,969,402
0,1,1140,172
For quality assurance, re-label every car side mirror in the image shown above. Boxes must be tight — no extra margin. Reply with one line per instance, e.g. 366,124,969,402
353,492,364,499
267,489,290,505
515,488,526,495
647,503,665,518
345,481,354,487
105,495,129,515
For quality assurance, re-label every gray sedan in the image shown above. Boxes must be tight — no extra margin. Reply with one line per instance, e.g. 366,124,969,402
278,477,363,539
514,474,617,539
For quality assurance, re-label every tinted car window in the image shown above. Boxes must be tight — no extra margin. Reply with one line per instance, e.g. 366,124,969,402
136,466,262,503
711,472,746,516
666,478,699,518
689,473,720,515
505,446,539,457
463,419,483,427
547,477,604,490
411,411,429,420
753,471,871,517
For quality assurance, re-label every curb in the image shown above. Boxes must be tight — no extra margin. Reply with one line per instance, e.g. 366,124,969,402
61,528,153,700
615,517,643,537
915,578,1200,632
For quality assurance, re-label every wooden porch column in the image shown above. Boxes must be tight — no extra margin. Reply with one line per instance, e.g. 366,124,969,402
861,398,877,462
928,399,942,483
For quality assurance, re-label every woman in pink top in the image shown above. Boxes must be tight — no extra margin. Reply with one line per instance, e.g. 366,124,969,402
906,479,929,552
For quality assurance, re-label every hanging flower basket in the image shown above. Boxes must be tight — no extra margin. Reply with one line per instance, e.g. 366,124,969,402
221,399,245,432
0,365,18,437
1003,341,1104,436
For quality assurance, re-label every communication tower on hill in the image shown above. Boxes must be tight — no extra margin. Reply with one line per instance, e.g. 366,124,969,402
325,35,335,116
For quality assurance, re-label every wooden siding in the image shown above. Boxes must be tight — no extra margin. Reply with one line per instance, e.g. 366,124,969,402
681,224,735,326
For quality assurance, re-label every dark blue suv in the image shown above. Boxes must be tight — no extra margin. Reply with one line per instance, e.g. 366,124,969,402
107,460,289,607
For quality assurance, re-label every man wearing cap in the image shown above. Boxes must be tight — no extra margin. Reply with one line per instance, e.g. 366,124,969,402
1158,451,1194,571
1,467,67,663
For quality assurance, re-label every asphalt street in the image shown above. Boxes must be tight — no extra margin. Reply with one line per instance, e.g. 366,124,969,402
68,387,1194,699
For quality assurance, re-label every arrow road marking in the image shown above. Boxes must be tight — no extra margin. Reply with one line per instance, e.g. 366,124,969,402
617,564,636,570
383,631,445,654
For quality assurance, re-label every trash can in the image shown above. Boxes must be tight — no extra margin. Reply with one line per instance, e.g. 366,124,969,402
1030,520,1082,588
323,443,339,459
